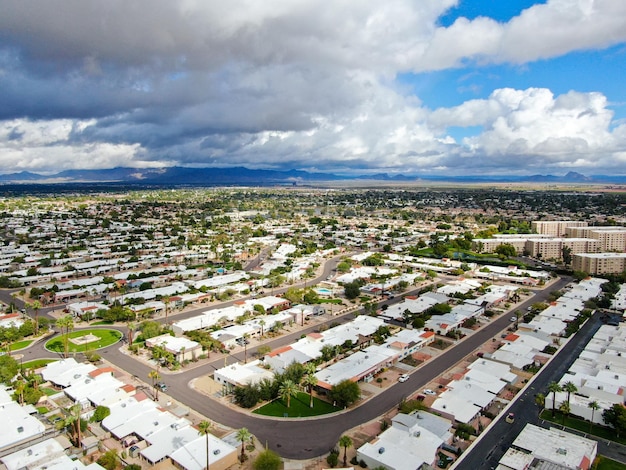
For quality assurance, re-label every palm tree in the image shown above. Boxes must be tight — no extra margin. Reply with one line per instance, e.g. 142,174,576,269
302,363,318,408
14,379,26,405
32,300,41,335
339,435,353,467
563,381,578,408
259,319,266,337
535,393,545,408
64,404,83,446
56,315,74,358
243,333,250,364
163,296,170,325
548,381,562,417
559,401,570,425
127,321,136,346
148,369,161,400
588,400,600,432
278,380,298,409
198,420,212,470
236,427,252,462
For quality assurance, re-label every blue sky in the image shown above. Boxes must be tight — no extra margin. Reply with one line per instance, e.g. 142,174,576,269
0,0,625,177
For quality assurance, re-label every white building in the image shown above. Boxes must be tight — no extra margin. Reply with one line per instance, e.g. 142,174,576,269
497,424,597,470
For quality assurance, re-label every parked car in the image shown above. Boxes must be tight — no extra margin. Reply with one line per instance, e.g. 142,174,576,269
155,382,168,391
423,389,436,396
505,412,515,423
510,316,517,322
398,374,409,383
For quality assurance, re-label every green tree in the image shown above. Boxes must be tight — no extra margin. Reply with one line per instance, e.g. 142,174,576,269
56,315,74,358
588,400,600,432
92,405,111,422
278,379,298,408
548,382,562,418
236,427,252,462
344,282,361,300
253,449,282,470
338,435,353,467
328,380,360,408
97,449,119,470
198,420,212,470
559,401,570,425
535,393,545,408
602,404,626,437
148,369,161,400
302,364,318,408
563,381,578,408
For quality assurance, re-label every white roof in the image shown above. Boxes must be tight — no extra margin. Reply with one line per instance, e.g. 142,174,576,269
315,347,396,387
63,372,129,407
214,360,275,386
511,424,597,469
102,397,159,438
169,434,237,470
0,399,46,451
431,392,482,424
1,438,75,470
41,359,97,387
357,424,442,470
146,333,199,353
445,380,496,408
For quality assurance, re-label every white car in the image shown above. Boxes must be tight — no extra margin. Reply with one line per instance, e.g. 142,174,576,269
423,389,436,396
398,374,409,383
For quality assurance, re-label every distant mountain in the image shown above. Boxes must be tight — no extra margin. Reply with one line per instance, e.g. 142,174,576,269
0,166,625,185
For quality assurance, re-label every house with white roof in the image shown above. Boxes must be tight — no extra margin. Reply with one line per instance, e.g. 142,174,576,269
169,433,238,470
430,392,482,424
1,437,105,470
145,333,202,362
0,386,46,452
497,424,596,470
213,360,275,392
315,346,397,390
357,412,447,470
41,358,97,388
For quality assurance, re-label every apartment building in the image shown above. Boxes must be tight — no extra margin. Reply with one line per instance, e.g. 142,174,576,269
525,238,600,260
566,226,626,252
531,220,587,237
572,252,626,275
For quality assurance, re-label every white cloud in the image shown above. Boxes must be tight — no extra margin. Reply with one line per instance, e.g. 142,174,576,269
0,1,625,176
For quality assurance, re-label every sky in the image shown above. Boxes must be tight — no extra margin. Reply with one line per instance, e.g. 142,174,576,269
1,0,626,178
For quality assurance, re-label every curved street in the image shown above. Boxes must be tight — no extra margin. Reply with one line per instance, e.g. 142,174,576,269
14,272,572,459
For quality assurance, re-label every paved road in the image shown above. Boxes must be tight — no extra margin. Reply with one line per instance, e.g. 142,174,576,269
458,310,626,469
21,276,571,459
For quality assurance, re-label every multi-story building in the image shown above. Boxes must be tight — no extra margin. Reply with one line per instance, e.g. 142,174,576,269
566,226,626,252
572,252,626,275
524,238,600,261
532,220,587,237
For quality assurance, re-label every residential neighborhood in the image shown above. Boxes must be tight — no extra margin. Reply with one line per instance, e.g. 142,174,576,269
0,187,624,470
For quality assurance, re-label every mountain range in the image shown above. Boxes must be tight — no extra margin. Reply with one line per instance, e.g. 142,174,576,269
0,167,624,185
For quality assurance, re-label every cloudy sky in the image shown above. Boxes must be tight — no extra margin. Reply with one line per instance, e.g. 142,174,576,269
1,0,626,177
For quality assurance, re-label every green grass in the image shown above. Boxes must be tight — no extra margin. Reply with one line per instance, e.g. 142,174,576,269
253,392,341,417
10,340,33,351
90,320,114,325
540,410,626,445
37,406,49,414
45,329,122,354
21,359,56,369
594,456,626,470
42,387,59,396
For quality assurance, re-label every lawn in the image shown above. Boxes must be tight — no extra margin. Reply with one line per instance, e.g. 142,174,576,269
594,456,626,470
540,410,626,445
45,329,122,354
10,339,33,351
21,359,56,370
90,320,114,325
253,392,341,417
